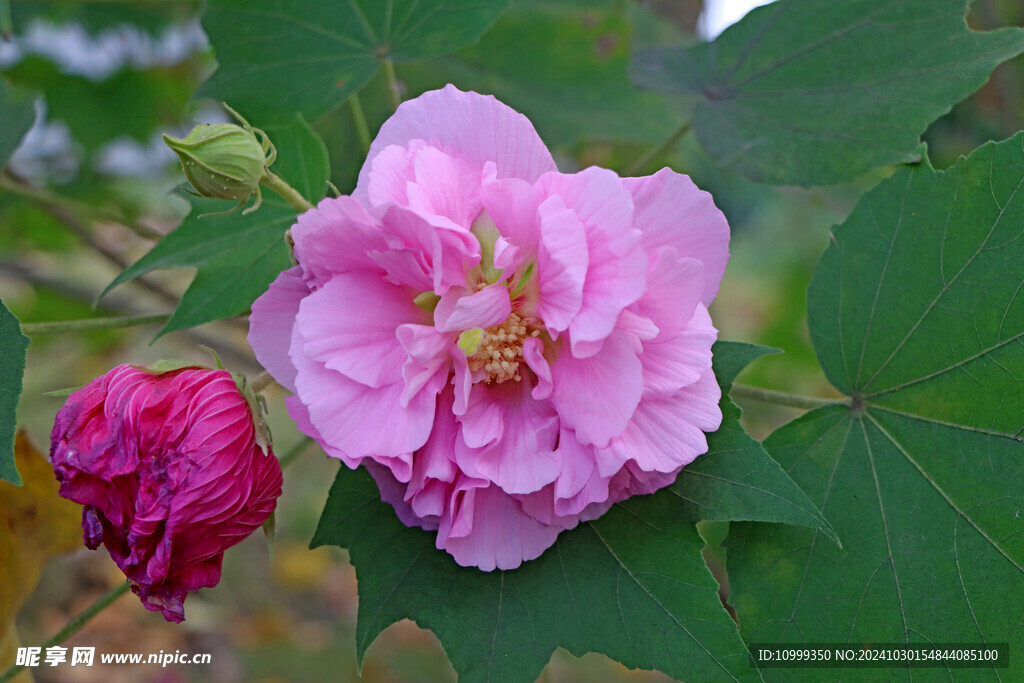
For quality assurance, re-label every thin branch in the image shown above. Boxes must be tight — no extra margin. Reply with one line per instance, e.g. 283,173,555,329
1,171,162,241
21,313,170,335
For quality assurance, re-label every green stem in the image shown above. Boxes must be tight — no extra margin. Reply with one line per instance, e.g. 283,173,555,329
623,122,691,176
0,172,162,240
261,171,315,213
348,93,372,155
730,383,846,410
0,582,131,683
278,436,313,468
250,370,276,393
383,59,402,110
21,313,170,335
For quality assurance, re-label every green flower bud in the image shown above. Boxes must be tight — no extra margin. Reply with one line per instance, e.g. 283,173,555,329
164,122,268,202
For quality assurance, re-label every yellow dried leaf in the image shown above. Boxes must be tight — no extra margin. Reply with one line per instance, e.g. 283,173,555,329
0,431,83,675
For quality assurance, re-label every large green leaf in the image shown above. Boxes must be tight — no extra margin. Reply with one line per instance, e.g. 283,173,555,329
402,4,683,145
0,80,36,167
728,135,1024,679
199,0,509,125
632,0,1024,186
311,342,835,680
102,115,328,336
681,342,838,541
0,299,28,485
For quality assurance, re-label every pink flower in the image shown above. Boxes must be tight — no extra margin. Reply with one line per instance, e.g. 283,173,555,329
50,365,283,622
249,85,729,570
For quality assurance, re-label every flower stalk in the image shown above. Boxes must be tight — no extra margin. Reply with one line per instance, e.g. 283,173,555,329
730,383,846,410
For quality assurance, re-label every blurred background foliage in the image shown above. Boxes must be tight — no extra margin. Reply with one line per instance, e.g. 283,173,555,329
1,0,1021,680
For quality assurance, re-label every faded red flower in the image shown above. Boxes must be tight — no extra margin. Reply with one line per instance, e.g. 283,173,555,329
50,364,282,622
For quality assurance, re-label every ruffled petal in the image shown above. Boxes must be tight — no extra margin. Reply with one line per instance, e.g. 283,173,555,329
599,368,722,475
623,168,730,306
550,331,643,448
439,484,561,571
466,380,560,494
296,272,428,388
356,84,557,202
291,196,388,287
536,194,588,333
641,304,717,398
248,266,307,392
538,167,647,355
636,248,704,342
291,342,440,462
377,204,481,294
434,283,512,333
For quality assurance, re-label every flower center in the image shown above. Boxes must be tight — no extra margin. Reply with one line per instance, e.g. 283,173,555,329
457,313,540,384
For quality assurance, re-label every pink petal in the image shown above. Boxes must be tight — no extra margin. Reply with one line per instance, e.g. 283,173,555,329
536,194,588,333
285,395,361,469
551,428,610,518
636,249,704,342
623,168,730,306
481,175,543,257
366,140,425,208
356,85,557,203
439,484,562,571
538,168,647,355
248,266,307,392
469,380,561,494
377,204,480,294
641,304,717,398
291,196,388,288
291,345,439,460
407,146,485,228
599,369,722,475
550,331,643,448
396,324,452,404
522,337,552,400
296,273,428,388
434,283,512,333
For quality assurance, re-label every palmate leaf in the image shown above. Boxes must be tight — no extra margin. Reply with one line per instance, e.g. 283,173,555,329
0,300,28,485
198,0,509,126
631,0,1024,187
402,3,683,146
727,135,1024,680
311,342,834,681
102,115,328,336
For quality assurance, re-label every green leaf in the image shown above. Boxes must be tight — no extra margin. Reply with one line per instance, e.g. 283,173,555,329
632,0,1024,186
312,466,759,682
103,116,329,335
0,79,36,167
683,343,838,542
727,134,1024,678
199,0,510,125
310,341,836,680
402,4,683,145
0,299,28,485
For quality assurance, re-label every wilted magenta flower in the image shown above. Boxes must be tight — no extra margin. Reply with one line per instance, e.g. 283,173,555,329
50,365,283,622
249,85,729,570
